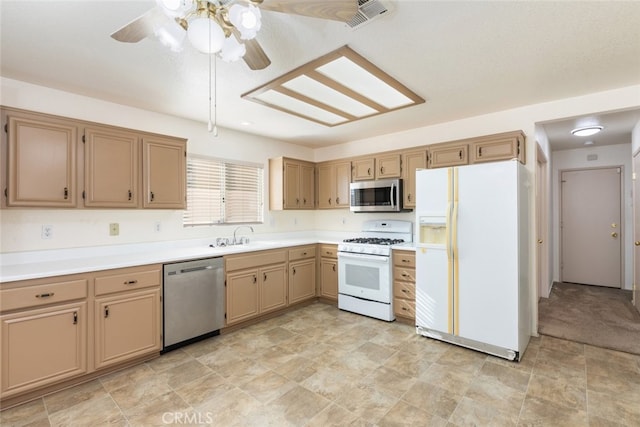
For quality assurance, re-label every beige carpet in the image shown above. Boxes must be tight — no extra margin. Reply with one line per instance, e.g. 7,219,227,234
538,282,640,355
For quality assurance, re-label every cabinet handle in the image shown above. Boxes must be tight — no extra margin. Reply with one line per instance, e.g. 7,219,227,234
336,197,340,204
253,275,257,284
263,273,267,282
63,187,69,200
328,198,332,205
303,198,306,205
408,193,412,202
73,312,78,325
367,168,371,176
401,273,409,278
302,252,307,256
326,251,332,255
128,190,132,201
150,191,155,201
380,166,384,175
104,306,109,318
402,259,411,263
332,264,336,272
296,198,299,205
292,267,296,275
402,307,409,311
459,150,463,159
124,280,138,285
478,147,483,157
402,289,409,293
35,292,55,298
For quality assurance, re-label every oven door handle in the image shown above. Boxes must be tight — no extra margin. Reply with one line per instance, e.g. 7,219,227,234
338,252,389,262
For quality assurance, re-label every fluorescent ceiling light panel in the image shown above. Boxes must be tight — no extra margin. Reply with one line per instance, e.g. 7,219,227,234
242,46,424,127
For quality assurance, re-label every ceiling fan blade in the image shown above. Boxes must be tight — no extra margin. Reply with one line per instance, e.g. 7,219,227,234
110,7,166,43
257,0,358,22
233,29,271,70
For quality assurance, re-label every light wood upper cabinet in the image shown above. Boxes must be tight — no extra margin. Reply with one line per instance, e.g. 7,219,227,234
376,153,402,179
6,114,77,207
269,157,315,210
84,126,138,208
402,150,426,208
428,143,468,168
142,136,186,209
470,130,525,164
317,160,351,209
352,157,375,181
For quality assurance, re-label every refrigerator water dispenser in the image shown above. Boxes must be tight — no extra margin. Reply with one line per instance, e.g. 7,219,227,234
418,217,447,245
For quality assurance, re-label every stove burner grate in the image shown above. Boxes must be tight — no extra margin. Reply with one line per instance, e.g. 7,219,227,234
343,237,405,245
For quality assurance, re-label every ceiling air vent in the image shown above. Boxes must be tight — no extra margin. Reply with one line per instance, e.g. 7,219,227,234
347,0,393,29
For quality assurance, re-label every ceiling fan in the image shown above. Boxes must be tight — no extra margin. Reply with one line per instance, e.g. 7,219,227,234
111,0,358,70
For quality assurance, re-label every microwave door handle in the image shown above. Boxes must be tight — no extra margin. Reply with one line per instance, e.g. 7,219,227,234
390,182,396,209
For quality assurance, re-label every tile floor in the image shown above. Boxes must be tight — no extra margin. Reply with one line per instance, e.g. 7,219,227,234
2,302,640,426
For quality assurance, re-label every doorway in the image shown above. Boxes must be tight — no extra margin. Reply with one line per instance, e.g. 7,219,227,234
560,167,622,288
634,151,640,313
536,143,549,299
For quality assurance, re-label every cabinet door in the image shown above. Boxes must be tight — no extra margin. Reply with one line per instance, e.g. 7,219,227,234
260,264,287,313
471,134,524,164
94,289,160,369
352,158,375,181
300,163,315,209
428,144,468,168
283,161,300,209
289,259,316,304
402,150,426,208
377,154,401,179
1,302,86,397
320,258,338,300
7,115,77,207
142,137,186,208
226,269,259,325
334,161,351,207
84,127,138,207
317,164,334,209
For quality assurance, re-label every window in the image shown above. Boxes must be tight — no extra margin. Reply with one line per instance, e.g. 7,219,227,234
183,155,264,226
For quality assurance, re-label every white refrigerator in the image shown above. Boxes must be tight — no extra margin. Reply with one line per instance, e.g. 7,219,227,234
415,160,530,361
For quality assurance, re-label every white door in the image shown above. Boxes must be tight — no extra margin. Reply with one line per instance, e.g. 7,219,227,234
633,153,640,312
536,145,549,299
561,168,622,288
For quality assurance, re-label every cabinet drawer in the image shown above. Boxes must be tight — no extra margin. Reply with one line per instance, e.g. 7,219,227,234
393,267,415,283
225,249,287,272
393,251,415,268
394,298,415,319
319,244,338,258
394,280,416,299
95,268,161,296
288,245,316,261
1,279,87,312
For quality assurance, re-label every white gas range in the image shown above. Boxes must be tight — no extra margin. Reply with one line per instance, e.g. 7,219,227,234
338,220,413,321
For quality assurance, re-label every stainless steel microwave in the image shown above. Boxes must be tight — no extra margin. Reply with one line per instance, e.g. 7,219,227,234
350,178,404,212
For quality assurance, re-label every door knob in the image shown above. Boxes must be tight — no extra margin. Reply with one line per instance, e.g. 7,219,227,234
635,241,640,246
611,232,618,238
537,239,543,244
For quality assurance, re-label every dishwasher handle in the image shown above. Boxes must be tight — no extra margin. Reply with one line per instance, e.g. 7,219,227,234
167,265,214,276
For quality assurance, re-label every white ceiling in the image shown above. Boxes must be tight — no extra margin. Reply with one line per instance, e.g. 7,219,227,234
1,0,640,150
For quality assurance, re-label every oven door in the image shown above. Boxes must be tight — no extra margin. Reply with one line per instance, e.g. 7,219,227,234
338,252,392,303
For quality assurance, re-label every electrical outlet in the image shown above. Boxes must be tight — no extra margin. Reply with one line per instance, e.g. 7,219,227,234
154,221,161,233
109,223,119,236
41,225,53,239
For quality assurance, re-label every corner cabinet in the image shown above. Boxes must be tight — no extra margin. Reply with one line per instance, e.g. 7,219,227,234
5,113,78,207
84,126,139,208
142,136,186,209
317,160,351,209
288,245,316,305
269,157,315,210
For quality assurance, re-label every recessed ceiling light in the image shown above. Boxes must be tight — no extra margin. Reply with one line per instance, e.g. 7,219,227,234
571,126,603,137
584,140,595,146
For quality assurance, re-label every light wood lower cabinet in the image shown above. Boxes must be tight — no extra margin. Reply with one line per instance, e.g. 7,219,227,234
318,244,338,301
0,302,87,398
94,289,160,370
225,249,288,325
288,245,316,305
393,250,416,322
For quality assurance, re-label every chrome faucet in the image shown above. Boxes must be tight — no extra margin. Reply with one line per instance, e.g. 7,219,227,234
233,225,254,245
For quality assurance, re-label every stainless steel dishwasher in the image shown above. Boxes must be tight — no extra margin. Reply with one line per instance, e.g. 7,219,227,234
163,257,225,352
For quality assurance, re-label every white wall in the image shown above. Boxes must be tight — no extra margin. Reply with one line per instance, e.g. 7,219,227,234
0,77,317,252
551,143,634,290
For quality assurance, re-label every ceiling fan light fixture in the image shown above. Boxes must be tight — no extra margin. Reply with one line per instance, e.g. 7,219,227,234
570,125,603,137
157,0,194,17
228,4,261,40
154,19,186,52
220,34,246,62
187,17,225,53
